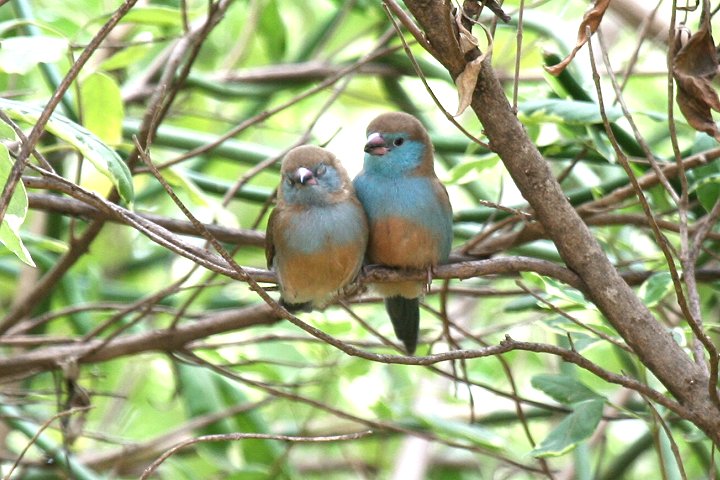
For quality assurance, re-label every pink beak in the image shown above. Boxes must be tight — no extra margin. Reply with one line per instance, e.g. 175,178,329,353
293,167,317,185
364,132,389,156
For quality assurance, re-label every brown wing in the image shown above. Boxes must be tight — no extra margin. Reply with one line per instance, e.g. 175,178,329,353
432,176,453,216
265,207,277,269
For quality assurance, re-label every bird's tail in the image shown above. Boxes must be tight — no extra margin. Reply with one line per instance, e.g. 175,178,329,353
385,296,419,355
280,298,313,313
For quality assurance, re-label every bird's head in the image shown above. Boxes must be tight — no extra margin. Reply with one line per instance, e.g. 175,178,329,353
279,145,351,206
362,112,434,177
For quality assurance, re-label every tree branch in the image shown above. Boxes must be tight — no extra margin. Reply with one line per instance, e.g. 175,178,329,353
401,0,720,441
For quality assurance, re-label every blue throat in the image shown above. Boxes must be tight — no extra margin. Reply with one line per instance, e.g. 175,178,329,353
285,201,365,254
362,139,425,177
354,140,452,260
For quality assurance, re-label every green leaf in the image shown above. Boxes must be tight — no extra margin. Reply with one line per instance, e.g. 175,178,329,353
163,167,238,228
444,156,499,185
637,272,674,308
527,274,590,309
0,121,16,141
518,99,623,126
0,36,68,74
531,374,604,404
693,173,720,212
371,400,394,420
0,144,34,266
519,271,546,290
99,44,153,71
120,6,183,27
0,98,134,204
587,124,616,163
80,72,124,145
531,398,605,458
259,0,287,59
177,364,238,464
416,415,504,450
178,364,286,473
215,378,288,473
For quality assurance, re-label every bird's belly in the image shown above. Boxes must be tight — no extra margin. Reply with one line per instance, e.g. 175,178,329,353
277,242,363,304
368,216,439,268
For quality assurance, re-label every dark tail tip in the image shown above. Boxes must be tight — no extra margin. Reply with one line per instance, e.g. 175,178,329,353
384,296,419,355
280,298,313,313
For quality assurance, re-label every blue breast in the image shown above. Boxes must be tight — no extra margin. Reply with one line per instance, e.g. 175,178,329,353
284,201,366,254
354,174,452,260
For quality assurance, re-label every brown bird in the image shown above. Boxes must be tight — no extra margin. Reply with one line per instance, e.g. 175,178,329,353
266,145,368,311
353,112,453,354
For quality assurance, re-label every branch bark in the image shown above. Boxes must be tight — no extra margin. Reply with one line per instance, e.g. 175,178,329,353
0,304,281,379
401,0,720,441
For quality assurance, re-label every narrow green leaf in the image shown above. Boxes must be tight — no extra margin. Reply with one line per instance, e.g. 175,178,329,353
416,415,504,450
519,271,546,290
163,167,238,228
177,365,237,461
527,274,590,309
0,144,34,266
518,99,623,126
531,398,605,458
215,376,286,469
99,44,153,71
80,72,124,145
259,0,287,58
531,374,604,404
0,36,68,74
0,98,134,204
0,400,101,480
694,174,720,212
120,6,183,27
637,272,674,308
444,156,499,185
0,121,16,140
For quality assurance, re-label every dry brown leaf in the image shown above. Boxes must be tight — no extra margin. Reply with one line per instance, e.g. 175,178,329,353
672,18,720,140
480,0,511,23
544,0,611,76
454,13,492,115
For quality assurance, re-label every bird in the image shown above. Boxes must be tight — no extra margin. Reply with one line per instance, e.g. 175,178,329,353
353,112,453,354
266,145,368,311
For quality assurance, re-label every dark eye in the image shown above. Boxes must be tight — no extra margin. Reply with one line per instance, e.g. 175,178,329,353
393,137,404,147
316,164,327,176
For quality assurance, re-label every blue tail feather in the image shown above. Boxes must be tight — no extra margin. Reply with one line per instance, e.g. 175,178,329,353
384,296,419,354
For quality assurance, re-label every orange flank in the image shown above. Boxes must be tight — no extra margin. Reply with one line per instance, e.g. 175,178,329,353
368,216,439,299
276,242,363,304
368,216,440,268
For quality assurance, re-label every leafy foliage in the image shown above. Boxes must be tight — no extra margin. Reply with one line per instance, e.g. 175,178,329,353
0,0,719,479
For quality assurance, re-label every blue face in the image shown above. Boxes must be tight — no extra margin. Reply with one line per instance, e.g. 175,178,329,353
364,133,425,177
281,163,343,206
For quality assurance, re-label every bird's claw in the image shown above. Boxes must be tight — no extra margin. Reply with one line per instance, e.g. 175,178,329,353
424,266,434,294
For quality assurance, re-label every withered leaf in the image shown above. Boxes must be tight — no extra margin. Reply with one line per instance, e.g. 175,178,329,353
454,12,492,116
673,21,720,140
479,0,511,23
544,0,611,76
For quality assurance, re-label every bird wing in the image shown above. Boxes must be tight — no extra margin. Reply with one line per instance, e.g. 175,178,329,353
432,176,453,216
265,208,277,269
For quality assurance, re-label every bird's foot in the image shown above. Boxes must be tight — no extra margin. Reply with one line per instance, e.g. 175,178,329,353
424,266,434,294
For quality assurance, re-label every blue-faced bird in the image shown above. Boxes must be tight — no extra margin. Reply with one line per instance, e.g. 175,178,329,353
266,145,368,311
353,112,453,354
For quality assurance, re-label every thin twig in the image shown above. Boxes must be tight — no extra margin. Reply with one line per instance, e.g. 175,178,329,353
141,430,373,479
512,0,526,113
382,1,490,149
587,26,720,410
0,0,138,222
3,406,93,480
